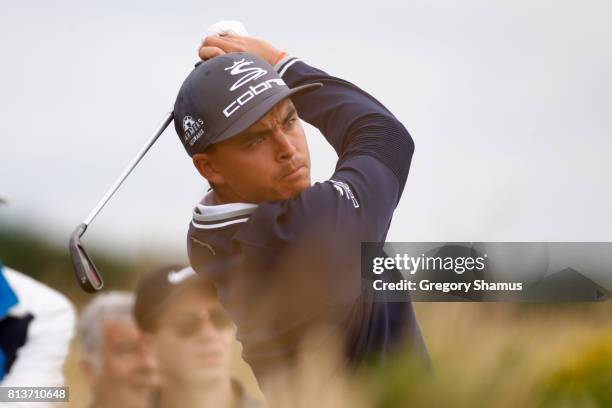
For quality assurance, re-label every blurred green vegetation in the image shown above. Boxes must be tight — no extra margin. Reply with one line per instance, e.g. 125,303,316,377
538,329,612,407
361,302,612,408
2,220,611,407
0,222,169,306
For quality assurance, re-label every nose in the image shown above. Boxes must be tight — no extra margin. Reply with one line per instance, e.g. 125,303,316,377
195,314,220,340
273,130,296,162
138,342,157,372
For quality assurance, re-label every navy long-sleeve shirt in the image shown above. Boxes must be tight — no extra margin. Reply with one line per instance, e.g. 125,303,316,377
188,57,427,382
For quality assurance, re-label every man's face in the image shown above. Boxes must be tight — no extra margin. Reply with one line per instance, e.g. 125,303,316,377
152,286,235,387
91,320,157,408
193,98,312,203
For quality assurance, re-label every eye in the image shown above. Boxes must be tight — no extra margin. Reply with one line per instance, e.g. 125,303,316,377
248,135,265,147
285,117,298,129
209,308,232,330
115,341,139,355
173,316,201,338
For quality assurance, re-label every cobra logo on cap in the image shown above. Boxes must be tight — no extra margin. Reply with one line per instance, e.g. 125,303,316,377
224,58,268,91
222,59,287,118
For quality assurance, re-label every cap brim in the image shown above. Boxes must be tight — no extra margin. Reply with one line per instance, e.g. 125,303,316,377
212,82,322,145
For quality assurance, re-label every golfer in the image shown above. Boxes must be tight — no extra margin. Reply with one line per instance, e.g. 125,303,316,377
174,34,428,385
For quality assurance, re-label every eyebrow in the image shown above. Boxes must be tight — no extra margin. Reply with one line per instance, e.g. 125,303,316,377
283,106,297,123
245,128,272,139
239,106,298,142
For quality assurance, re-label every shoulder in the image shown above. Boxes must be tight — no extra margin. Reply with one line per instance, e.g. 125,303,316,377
235,180,347,248
187,203,257,277
231,378,263,408
239,156,399,245
3,267,75,321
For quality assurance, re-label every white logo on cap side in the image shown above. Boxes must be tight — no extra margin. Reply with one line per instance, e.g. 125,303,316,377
182,115,205,146
167,267,197,285
183,116,196,133
224,59,267,91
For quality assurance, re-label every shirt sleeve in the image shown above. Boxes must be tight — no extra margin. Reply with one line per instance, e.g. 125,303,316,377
276,56,415,203
236,58,415,249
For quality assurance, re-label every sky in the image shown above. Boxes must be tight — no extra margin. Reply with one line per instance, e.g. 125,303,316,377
1,1,611,284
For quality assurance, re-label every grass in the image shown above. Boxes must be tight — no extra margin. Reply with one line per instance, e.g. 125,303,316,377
62,302,612,407
3,226,609,406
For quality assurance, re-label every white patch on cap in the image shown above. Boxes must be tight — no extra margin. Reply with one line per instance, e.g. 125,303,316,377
182,115,205,146
167,267,197,285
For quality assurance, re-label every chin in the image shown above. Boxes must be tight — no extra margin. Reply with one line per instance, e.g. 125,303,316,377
191,369,225,386
281,186,308,200
290,178,311,197
122,388,151,407
270,176,311,201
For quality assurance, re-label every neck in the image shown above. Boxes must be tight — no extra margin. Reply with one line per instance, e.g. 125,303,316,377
218,190,244,204
207,188,242,205
158,378,234,408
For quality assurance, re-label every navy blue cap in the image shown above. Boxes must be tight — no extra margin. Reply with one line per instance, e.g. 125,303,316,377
174,52,321,156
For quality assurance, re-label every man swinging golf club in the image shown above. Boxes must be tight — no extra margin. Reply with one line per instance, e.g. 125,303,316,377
173,32,429,389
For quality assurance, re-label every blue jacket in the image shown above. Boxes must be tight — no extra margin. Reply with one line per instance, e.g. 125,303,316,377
0,262,32,381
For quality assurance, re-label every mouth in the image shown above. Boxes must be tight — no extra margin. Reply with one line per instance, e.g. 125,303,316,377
193,349,225,364
131,379,154,390
282,165,305,180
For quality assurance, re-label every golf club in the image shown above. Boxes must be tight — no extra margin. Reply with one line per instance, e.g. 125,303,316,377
70,20,249,292
69,112,173,292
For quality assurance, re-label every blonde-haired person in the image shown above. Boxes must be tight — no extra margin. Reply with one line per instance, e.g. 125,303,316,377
134,265,260,408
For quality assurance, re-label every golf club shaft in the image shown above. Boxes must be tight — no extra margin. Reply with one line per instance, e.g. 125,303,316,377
83,111,174,226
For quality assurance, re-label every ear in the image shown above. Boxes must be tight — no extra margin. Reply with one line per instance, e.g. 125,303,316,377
192,153,226,185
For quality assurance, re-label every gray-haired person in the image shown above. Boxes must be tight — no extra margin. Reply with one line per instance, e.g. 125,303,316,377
77,291,157,408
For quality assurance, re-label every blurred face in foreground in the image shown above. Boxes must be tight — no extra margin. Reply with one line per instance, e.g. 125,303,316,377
152,285,235,387
193,98,312,203
88,320,157,408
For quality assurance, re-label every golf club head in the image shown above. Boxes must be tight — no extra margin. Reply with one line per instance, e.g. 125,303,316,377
69,223,104,293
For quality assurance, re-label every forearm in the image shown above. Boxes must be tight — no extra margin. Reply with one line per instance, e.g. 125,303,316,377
275,56,415,198
196,35,415,199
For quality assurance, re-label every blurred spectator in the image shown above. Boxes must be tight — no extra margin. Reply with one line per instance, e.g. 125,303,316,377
0,262,75,408
134,265,260,408
1,196,75,405
77,291,157,408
